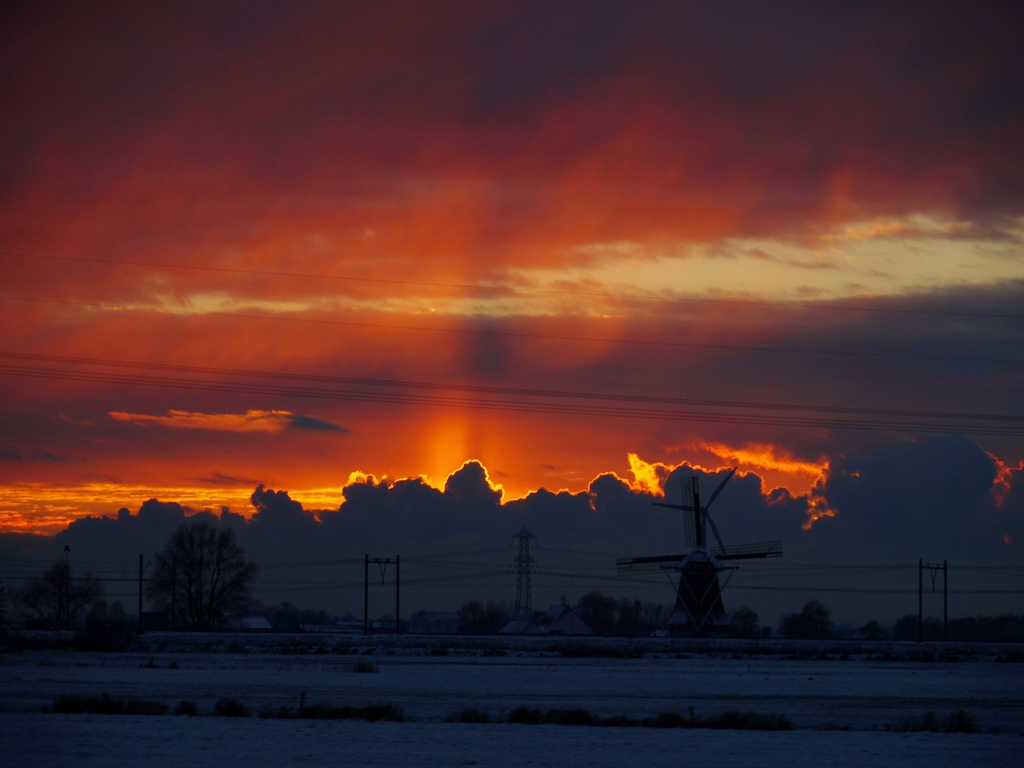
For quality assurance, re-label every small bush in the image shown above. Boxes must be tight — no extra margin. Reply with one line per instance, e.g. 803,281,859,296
446,708,490,723
357,703,404,722
287,703,404,722
543,709,598,726
894,710,976,733
214,698,251,717
503,705,792,731
703,711,793,731
296,704,352,719
175,700,197,716
507,706,543,724
53,693,167,715
644,712,691,728
346,661,378,673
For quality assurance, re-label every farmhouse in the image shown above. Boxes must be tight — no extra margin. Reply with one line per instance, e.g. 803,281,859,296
500,605,593,636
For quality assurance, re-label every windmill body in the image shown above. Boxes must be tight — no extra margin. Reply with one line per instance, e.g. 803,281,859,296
617,469,782,636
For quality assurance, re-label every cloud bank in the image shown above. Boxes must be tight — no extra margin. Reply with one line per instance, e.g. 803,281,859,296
3,435,1019,626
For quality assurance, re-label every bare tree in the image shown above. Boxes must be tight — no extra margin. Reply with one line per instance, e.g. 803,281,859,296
147,521,257,630
729,606,761,639
19,559,102,630
779,600,834,640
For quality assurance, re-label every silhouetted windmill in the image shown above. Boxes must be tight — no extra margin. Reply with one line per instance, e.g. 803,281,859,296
617,469,782,636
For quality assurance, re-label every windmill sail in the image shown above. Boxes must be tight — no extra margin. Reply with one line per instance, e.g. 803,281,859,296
616,540,781,574
617,468,783,636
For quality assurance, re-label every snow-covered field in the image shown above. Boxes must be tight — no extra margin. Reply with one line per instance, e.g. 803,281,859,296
1,636,1021,767
4,713,1022,768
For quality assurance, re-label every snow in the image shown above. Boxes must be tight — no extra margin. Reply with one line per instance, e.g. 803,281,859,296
1,636,1021,766
2,714,1021,768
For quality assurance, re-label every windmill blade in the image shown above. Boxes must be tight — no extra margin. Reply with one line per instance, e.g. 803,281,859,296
652,501,695,511
706,511,727,554
712,540,783,560
705,467,738,509
616,554,685,576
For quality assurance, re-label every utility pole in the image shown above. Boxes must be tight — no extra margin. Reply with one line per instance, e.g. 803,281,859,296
170,556,176,631
364,555,400,635
138,554,144,634
62,545,70,630
918,558,923,643
918,559,948,643
943,560,948,642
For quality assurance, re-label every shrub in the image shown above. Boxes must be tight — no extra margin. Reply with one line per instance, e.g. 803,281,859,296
507,706,542,724
894,710,976,733
445,708,490,723
175,700,198,716
357,703,403,722
703,711,793,730
543,709,598,726
214,698,251,717
53,693,167,715
287,703,404,722
643,712,691,728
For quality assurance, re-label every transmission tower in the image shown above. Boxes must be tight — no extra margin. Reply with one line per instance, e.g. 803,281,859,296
510,527,537,619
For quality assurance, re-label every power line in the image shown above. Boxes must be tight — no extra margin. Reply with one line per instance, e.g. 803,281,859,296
0,365,1019,436
5,294,1022,365
2,357,1022,437
4,249,1023,321
5,349,1019,422
727,585,1023,595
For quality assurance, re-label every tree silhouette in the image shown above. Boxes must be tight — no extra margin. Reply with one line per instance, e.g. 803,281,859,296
729,606,761,638
575,591,619,635
860,619,885,640
147,521,257,630
19,559,102,630
459,599,509,634
779,600,834,640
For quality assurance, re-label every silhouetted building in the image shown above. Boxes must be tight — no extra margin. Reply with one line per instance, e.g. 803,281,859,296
500,605,593,636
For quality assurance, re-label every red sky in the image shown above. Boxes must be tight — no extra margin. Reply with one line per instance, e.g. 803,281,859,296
1,2,1022,547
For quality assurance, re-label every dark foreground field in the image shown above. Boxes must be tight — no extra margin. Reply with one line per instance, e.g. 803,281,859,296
1,633,1021,767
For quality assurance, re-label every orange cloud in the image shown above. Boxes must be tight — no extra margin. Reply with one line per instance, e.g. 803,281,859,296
626,453,678,496
989,454,1022,508
697,441,828,484
665,442,838,529
108,410,344,434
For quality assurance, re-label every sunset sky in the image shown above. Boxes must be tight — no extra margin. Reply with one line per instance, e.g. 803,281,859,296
1,3,1022,620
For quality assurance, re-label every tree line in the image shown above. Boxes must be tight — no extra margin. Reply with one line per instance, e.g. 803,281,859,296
4,520,257,632
3,520,1022,643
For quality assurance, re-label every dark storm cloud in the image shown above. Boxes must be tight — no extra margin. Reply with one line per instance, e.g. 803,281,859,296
3,441,1019,622
287,414,347,433
810,434,1020,561
250,485,312,531
280,445,1018,572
